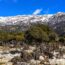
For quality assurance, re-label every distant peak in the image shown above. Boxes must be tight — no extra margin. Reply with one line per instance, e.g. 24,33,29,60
56,12,65,16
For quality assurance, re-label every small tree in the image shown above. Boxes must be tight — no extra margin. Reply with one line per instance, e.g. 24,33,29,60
25,24,50,44
49,32,59,42
59,37,65,43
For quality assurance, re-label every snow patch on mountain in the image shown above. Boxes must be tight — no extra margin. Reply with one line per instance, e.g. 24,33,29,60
0,14,53,25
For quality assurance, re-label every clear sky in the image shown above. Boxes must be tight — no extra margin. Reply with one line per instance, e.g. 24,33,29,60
0,0,65,16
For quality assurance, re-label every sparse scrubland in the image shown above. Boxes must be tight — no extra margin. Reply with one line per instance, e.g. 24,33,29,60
0,23,65,65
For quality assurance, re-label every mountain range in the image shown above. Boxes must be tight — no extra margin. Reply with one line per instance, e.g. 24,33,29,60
0,12,65,35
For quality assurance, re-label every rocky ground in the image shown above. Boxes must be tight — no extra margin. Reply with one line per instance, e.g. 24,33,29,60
0,42,65,65
8,42,65,65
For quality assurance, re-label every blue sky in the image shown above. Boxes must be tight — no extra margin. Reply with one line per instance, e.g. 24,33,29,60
0,0,65,16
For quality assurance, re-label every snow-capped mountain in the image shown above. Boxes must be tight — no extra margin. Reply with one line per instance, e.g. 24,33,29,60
0,12,65,26
0,12,65,35
0,15,53,26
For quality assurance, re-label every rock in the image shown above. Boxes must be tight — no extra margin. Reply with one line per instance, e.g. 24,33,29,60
63,54,65,59
39,56,44,61
30,59,40,65
49,58,65,65
25,50,33,53
29,46,36,51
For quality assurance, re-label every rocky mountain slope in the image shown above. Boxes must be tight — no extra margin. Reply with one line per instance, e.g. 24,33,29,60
48,12,65,35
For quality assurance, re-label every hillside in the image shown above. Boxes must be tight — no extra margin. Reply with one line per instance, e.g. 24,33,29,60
0,12,65,35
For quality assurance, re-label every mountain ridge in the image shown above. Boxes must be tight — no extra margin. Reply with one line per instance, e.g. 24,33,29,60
0,14,53,26
0,12,65,35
